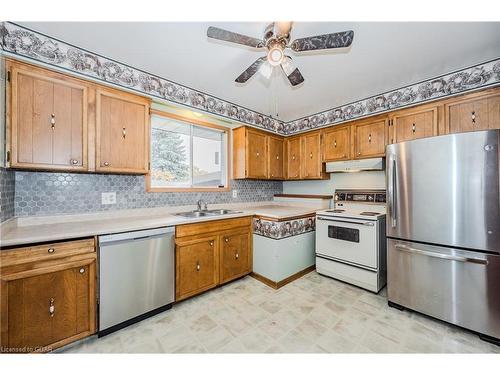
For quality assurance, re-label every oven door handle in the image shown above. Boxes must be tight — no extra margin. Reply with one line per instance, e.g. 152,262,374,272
394,244,488,265
317,217,375,226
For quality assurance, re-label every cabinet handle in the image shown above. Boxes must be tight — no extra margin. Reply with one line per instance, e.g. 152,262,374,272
471,111,476,124
368,134,372,143
50,114,56,129
47,247,55,253
309,152,313,159
235,252,239,260
224,237,229,243
122,127,127,138
358,152,361,155
412,123,416,133
103,162,109,167
79,268,85,274
209,241,214,246
256,152,260,157
334,140,337,148
196,261,200,271
292,155,296,160
70,159,79,165
276,155,279,160
49,298,55,317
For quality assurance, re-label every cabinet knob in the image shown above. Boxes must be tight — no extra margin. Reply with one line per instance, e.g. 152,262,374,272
309,153,313,159
103,162,109,167
122,127,127,138
49,298,55,317
47,247,55,253
292,155,296,160
368,134,372,143
224,237,229,243
209,241,214,246
70,159,79,165
235,252,239,260
196,262,200,271
412,123,416,133
334,140,337,148
276,155,279,160
471,111,476,124
358,152,361,155
79,268,85,274
256,152,260,157
50,114,56,129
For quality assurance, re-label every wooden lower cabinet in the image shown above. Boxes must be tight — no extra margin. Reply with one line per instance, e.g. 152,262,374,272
1,239,96,353
175,217,252,301
220,229,251,284
175,236,219,300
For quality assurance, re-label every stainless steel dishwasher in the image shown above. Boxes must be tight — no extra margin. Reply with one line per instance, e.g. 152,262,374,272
98,227,175,336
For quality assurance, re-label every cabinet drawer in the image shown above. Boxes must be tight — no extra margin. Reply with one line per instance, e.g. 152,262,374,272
175,217,252,238
1,239,95,267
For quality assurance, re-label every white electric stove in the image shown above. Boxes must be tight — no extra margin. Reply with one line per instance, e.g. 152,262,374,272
315,189,387,293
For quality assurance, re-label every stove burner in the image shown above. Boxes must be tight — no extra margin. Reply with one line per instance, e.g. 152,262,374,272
359,211,379,216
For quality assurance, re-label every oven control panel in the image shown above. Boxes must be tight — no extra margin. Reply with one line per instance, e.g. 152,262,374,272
335,190,386,203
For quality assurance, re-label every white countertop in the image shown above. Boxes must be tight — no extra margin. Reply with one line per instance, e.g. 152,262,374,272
0,202,323,247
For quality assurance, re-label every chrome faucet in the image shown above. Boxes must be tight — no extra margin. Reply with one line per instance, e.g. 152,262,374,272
196,199,208,212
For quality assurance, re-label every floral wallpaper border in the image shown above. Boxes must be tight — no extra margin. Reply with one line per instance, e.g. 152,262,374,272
0,22,284,134
253,216,315,240
1,22,499,136
284,58,500,134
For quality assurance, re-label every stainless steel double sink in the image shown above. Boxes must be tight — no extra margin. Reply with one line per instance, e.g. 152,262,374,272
174,209,242,218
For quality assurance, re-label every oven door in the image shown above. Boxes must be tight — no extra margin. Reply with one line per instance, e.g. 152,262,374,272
315,215,378,269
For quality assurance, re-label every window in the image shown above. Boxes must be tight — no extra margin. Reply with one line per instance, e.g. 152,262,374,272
148,111,229,191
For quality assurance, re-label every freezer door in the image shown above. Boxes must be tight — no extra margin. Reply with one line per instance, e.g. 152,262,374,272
387,238,500,339
386,130,500,253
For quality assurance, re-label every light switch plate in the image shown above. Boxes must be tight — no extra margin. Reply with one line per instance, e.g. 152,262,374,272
101,192,116,205
232,190,238,198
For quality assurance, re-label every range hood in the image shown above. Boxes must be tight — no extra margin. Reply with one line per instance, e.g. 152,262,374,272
325,157,385,173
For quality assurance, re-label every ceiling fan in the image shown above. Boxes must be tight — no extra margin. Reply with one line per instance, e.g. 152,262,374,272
207,22,354,87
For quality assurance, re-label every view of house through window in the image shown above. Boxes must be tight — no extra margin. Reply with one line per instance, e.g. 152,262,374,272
149,113,228,190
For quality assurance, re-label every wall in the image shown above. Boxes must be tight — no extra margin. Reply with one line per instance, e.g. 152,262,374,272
14,171,282,217
283,171,386,195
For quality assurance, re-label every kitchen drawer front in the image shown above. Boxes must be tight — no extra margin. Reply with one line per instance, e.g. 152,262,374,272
1,239,95,267
387,238,500,339
175,217,252,238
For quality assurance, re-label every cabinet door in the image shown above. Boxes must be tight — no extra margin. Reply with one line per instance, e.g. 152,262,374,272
323,125,350,161
447,94,500,133
286,137,301,179
353,118,387,159
3,259,95,352
268,136,284,180
220,230,251,284
96,89,150,174
302,132,322,178
246,130,268,178
10,65,88,170
392,106,438,143
176,237,218,300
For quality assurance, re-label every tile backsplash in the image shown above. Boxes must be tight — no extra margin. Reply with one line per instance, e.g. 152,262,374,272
0,168,15,222
13,171,283,217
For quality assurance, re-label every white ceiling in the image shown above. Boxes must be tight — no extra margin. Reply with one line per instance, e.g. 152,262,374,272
20,22,500,122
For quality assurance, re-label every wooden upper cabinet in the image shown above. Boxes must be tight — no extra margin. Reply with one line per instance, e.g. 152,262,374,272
390,105,439,143
96,88,150,174
352,116,388,159
445,91,500,134
9,62,88,170
268,136,284,180
301,131,323,179
219,229,251,284
322,125,350,161
246,129,268,179
286,136,301,180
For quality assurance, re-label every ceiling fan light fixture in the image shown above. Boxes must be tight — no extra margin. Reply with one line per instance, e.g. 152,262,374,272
267,45,284,66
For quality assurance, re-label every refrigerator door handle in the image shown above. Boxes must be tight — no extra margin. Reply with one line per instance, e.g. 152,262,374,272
388,156,397,228
394,244,489,265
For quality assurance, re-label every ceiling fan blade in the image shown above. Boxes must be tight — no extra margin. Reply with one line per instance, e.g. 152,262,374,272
281,56,304,86
207,26,264,48
235,57,267,83
290,30,354,52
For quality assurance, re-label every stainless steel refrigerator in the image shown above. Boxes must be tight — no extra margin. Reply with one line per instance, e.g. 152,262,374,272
386,129,500,344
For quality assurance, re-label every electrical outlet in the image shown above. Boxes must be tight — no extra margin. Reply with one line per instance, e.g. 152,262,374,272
232,190,238,198
101,192,116,205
